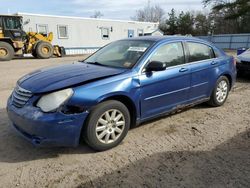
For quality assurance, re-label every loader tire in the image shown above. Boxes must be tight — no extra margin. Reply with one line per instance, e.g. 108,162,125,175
32,50,37,58
35,42,53,59
60,46,66,57
0,42,14,61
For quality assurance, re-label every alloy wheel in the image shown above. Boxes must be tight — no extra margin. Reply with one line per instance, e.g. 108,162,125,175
95,109,125,144
216,80,228,103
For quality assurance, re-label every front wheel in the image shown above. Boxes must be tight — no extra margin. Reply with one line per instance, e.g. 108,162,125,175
83,100,130,151
208,76,230,107
35,41,53,59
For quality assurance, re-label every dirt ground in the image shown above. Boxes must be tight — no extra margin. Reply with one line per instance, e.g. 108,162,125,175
0,56,249,188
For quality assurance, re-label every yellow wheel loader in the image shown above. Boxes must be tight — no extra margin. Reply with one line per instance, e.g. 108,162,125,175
0,15,65,61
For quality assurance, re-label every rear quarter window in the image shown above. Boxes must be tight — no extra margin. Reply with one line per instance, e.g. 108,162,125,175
187,42,215,62
213,47,224,57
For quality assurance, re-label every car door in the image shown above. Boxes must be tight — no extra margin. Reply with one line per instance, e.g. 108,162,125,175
185,41,218,102
139,42,191,119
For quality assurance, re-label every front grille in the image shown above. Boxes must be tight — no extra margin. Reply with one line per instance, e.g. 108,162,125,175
12,85,33,108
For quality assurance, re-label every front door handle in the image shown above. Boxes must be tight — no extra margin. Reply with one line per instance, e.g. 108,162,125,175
179,67,188,72
211,61,218,65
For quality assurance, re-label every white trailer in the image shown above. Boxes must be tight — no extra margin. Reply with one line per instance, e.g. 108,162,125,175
16,12,160,55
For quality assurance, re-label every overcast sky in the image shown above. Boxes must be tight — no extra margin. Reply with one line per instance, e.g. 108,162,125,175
0,0,208,20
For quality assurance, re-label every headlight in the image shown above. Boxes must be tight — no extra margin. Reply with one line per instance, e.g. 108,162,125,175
37,88,73,112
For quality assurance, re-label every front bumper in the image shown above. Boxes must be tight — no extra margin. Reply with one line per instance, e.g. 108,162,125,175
7,97,88,147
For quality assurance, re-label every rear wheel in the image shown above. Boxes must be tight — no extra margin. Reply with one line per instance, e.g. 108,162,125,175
35,42,53,59
0,42,14,61
83,100,130,151
208,76,230,107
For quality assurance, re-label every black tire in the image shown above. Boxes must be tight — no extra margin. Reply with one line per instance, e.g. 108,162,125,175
32,50,37,58
208,76,230,107
32,41,41,58
35,41,53,59
60,46,66,57
0,42,14,61
83,100,130,151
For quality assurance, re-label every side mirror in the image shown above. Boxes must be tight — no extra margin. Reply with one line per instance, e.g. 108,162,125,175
146,61,166,72
23,19,30,25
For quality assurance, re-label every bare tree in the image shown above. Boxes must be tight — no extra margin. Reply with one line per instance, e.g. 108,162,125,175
132,1,165,22
90,11,104,18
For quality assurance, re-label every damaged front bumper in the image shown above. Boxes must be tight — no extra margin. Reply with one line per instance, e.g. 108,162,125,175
7,97,88,147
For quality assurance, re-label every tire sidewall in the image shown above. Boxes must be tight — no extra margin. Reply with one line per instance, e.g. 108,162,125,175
0,42,14,61
84,100,130,151
36,42,53,59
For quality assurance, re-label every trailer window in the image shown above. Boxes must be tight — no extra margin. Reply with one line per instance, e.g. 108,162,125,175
138,29,144,36
37,24,48,35
58,25,68,39
101,28,109,39
3,17,22,30
128,30,134,38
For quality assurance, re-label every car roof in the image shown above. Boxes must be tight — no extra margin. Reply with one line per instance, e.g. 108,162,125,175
122,35,211,44
121,35,209,43
125,35,216,47
119,36,223,55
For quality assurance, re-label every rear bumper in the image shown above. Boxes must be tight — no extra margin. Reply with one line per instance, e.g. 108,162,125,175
7,97,88,147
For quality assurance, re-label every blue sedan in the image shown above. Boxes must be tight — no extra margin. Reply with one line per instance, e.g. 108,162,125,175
7,36,236,150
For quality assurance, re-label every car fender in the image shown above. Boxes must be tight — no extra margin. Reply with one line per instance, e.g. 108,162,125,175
68,74,141,116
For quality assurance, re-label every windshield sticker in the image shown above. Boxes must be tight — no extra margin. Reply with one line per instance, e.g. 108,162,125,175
128,47,147,52
124,62,132,67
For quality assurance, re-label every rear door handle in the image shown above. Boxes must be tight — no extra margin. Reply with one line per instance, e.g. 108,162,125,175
211,61,218,65
179,67,188,72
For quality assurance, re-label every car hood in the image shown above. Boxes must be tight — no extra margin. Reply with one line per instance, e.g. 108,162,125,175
238,50,250,62
17,62,127,93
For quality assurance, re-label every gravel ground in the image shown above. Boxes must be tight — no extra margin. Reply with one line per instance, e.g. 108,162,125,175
0,56,249,188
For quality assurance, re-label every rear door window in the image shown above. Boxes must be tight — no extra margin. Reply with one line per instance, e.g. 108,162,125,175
187,42,215,62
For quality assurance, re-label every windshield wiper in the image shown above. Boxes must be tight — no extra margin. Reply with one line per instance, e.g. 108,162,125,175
85,62,105,66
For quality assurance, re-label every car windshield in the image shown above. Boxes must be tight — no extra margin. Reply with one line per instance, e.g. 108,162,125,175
84,40,154,69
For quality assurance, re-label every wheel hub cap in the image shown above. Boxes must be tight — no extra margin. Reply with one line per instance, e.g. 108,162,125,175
0,48,8,57
216,80,228,103
42,47,49,54
95,109,125,144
